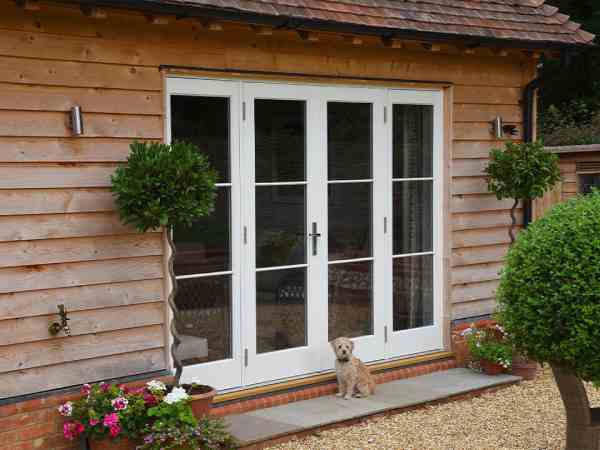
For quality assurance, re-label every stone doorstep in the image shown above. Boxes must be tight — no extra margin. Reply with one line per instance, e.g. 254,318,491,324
225,368,521,449
212,358,457,417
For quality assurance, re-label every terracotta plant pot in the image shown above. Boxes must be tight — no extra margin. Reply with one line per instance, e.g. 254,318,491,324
87,437,137,450
182,384,217,418
480,359,504,376
511,358,538,380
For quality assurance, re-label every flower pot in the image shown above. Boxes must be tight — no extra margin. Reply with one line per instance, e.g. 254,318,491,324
87,438,137,450
480,359,504,375
182,384,217,418
511,358,538,380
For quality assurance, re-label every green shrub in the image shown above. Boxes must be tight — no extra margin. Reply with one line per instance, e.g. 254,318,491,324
111,141,217,232
497,191,600,384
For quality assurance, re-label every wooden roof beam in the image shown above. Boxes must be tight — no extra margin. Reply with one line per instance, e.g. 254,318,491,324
422,42,441,52
145,14,171,25
298,30,319,42
252,25,273,36
15,0,40,10
344,35,363,46
81,5,108,19
382,37,403,49
198,19,223,31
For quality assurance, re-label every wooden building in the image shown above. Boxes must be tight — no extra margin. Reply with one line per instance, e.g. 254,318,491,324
0,0,594,411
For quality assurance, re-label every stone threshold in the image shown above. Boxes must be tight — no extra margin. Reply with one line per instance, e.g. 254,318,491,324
225,368,521,449
212,356,456,417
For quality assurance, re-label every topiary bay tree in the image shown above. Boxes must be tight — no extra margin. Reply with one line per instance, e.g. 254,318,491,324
486,141,561,243
111,141,217,384
498,192,600,450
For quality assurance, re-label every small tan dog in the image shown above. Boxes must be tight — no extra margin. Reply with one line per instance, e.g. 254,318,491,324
330,337,376,400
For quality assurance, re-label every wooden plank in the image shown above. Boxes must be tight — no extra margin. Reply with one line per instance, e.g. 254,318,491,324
0,256,164,294
453,86,521,105
452,194,521,213
0,233,162,268
454,123,523,141
0,279,164,320
0,303,165,346
0,111,162,138
0,138,141,163
452,280,500,303
452,210,523,231
451,262,503,285
452,298,497,320
454,104,522,123
0,325,164,372
453,176,489,195
453,227,517,248
452,159,489,177
0,84,161,115
532,182,563,221
0,163,119,189
0,348,165,399
453,141,503,159
0,56,161,90
452,244,510,266
0,212,144,242
0,188,114,215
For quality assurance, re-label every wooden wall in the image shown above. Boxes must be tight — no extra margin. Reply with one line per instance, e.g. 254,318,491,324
0,0,536,397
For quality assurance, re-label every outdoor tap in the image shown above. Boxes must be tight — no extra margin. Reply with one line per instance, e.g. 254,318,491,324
48,304,71,336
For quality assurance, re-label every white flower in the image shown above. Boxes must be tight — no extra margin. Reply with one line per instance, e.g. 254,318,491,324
146,380,166,392
111,396,129,411
164,387,189,404
58,401,73,417
459,327,473,337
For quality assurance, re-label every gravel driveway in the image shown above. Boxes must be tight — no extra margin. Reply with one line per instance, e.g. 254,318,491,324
267,368,600,450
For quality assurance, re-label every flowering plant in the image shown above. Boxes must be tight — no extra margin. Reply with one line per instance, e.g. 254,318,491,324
463,323,513,370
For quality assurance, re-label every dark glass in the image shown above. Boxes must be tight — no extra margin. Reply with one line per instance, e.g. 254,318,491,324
393,255,434,331
256,186,306,268
328,183,372,260
580,173,600,194
174,188,230,276
328,102,372,180
328,261,373,340
256,268,306,353
170,95,230,182
173,275,232,364
393,105,433,179
255,99,306,183
393,180,433,255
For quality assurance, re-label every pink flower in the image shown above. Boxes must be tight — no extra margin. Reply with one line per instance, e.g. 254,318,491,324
81,384,92,395
109,424,121,438
143,392,157,406
103,413,119,427
111,396,128,411
117,384,129,394
89,417,99,426
100,382,110,392
63,421,85,440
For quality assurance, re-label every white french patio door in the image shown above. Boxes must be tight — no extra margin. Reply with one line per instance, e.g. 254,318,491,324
385,90,444,356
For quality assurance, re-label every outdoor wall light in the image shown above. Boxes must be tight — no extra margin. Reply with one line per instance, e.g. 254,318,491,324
69,105,84,135
491,116,519,139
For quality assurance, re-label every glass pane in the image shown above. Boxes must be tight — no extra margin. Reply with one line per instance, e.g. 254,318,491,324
256,185,306,268
393,255,434,331
174,276,232,364
580,173,600,194
329,183,372,260
256,268,306,353
255,99,306,183
393,105,433,179
328,102,372,180
393,180,433,255
170,95,230,182
174,188,230,276
328,261,373,340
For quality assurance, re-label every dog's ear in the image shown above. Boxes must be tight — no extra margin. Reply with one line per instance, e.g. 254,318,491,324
349,339,355,352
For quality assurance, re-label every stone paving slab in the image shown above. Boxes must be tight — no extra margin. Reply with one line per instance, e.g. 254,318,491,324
225,368,520,446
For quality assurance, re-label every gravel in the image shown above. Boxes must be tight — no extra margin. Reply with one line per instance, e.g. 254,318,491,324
267,368,600,450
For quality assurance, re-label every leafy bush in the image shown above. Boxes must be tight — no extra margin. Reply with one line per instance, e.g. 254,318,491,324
111,141,218,233
464,323,512,369
497,191,600,384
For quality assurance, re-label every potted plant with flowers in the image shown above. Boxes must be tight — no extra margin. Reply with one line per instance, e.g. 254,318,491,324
464,323,512,375
111,141,219,413
58,380,235,449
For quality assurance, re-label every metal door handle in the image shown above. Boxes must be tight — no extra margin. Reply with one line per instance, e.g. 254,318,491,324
308,222,321,256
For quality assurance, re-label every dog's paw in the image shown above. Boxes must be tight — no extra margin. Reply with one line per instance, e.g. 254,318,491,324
335,393,344,397
344,394,352,400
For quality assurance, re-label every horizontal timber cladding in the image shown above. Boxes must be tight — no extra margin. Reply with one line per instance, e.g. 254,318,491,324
0,0,536,398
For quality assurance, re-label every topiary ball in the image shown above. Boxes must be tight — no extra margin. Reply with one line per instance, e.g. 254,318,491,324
111,141,217,233
497,191,600,383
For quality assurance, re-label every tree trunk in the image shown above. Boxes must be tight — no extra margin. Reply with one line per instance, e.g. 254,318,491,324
166,229,183,385
509,198,519,244
551,364,600,450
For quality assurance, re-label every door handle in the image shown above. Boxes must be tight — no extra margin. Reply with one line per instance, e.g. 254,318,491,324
308,222,321,256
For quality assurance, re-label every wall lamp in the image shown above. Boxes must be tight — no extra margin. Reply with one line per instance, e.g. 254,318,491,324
69,105,84,135
491,116,518,139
